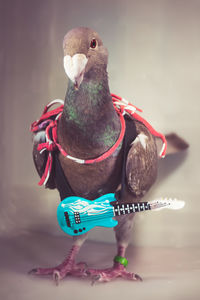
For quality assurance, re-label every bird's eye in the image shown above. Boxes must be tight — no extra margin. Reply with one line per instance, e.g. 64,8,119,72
90,39,97,49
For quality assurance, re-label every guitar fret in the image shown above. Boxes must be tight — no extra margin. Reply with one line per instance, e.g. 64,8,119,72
117,206,120,215
126,204,130,214
113,202,151,216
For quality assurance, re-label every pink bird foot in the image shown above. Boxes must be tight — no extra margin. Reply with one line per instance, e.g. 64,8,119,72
29,245,87,284
86,261,142,284
29,262,87,284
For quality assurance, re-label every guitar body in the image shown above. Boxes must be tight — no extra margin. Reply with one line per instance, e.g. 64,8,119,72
57,193,118,236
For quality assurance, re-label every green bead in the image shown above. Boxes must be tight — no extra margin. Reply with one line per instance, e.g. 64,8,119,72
114,255,128,267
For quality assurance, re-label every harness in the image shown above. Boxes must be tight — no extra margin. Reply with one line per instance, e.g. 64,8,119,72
31,94,167,190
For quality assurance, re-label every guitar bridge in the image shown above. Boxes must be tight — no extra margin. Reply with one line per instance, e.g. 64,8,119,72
74,212,81,224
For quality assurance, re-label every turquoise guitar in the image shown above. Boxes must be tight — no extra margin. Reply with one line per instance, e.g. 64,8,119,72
57,193,184,236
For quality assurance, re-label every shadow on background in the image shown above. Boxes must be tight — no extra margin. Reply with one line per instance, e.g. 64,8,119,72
157,150,189,185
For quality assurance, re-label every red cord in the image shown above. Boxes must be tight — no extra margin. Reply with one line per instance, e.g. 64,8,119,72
31,94,167,186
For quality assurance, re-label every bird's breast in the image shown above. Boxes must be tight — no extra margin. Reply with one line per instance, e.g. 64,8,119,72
57,143,123,200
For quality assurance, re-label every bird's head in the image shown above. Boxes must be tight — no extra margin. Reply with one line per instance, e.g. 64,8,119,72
63,27,108,90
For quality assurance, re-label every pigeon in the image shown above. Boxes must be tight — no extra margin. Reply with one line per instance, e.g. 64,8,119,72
30,27,188,284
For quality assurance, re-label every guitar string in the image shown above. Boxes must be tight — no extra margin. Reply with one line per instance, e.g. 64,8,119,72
69,210,114,225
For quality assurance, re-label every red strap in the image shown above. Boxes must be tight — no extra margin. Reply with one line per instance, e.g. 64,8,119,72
84,111,125,164
38,152,54,186
31,105,63,132
111,94,167,157
133,112,167,157
111,93,143,112
31,95,167,186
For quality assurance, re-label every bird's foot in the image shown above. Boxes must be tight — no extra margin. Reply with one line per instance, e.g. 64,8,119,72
29,261,87,284
86,262,142,284
29,245,87,284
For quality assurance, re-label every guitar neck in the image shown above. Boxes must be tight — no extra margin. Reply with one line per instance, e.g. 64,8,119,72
113,202,151,216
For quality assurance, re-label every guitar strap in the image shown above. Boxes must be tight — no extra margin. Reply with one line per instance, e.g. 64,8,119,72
54,152,76,200
115,115,137,201
54,114,137,202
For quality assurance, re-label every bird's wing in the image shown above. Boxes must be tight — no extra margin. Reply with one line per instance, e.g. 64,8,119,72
32,131,56,189
126,121,158,197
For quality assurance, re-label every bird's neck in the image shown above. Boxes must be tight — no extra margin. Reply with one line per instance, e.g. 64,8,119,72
58,75,121,158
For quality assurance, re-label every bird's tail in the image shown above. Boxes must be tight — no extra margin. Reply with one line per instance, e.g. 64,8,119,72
157,133,189,157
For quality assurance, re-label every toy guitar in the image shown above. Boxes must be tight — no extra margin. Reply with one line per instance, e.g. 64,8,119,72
57,193,184,236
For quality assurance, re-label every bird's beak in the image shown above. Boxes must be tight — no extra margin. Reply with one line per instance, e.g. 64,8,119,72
63,54,88,90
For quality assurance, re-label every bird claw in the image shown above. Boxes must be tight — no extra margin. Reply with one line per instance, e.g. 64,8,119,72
53,270,61,286
76,261,88,272
28,262,88,282
28,261,142,283
91,275,101,286
135,273,143,281
28,268,38,275
86,264,142,283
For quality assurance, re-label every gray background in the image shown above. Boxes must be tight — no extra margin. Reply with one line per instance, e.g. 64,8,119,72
0,0,200,299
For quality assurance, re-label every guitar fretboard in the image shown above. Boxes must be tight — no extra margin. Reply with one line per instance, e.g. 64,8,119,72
113,202,151,216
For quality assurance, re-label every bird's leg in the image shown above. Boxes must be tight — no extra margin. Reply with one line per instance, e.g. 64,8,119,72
87,214,142,283
29,234,88,283
87,243,142,284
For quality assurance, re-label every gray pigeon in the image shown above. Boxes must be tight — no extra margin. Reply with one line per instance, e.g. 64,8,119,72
30,27,188,283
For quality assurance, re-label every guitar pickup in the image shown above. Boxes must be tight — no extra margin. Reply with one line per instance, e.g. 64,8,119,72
64,212,71,227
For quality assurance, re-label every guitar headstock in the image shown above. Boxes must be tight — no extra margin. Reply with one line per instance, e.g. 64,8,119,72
149,198,185,211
